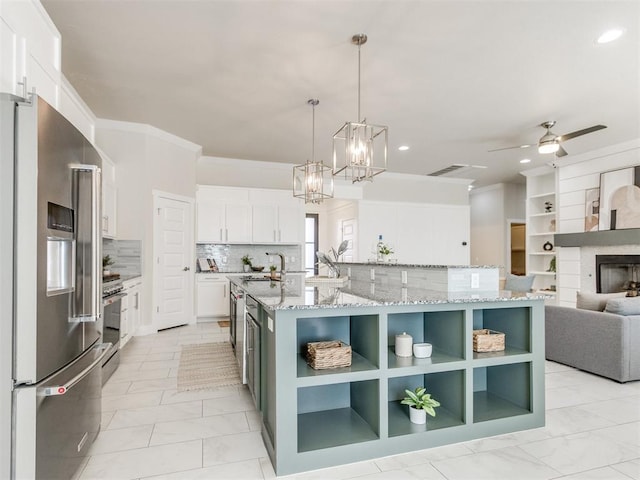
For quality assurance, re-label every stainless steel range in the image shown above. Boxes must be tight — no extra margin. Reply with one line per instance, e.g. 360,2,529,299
102,277,125,384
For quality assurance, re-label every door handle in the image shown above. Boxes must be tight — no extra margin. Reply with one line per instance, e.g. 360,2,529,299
183,267,190,271
70,164,101,324
38,343,112,396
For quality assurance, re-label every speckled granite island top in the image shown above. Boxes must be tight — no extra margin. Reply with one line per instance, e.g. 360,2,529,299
338,261,500,269
228,275,546,310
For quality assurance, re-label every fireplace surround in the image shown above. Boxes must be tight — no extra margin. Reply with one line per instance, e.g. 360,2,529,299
596,254,640,294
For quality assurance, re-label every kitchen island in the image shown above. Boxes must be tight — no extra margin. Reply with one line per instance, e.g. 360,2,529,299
229,276,546,476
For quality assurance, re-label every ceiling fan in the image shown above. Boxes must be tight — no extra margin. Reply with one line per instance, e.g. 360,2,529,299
489,121,607,157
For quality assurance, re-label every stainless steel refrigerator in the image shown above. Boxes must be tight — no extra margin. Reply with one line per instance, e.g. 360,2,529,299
1,93,112,479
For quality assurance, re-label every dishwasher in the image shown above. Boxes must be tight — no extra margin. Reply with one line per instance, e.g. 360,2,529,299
245,294,260,409
230,282,247,383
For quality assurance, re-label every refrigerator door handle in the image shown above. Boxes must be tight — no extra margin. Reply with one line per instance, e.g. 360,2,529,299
37,343,112,396
69,164,102,323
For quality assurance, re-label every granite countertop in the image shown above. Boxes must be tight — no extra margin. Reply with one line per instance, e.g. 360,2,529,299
197,270,306,274
229,276,546,311
120,274,142,282
338,262,500,269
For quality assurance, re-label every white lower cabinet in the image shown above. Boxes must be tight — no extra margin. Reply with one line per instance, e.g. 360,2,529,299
121,277,142,347
196,274,230,318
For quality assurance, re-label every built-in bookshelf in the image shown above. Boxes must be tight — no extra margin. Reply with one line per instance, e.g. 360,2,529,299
523,167,557,300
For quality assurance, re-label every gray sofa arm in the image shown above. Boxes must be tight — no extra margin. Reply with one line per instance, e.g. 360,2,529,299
545,305,640,382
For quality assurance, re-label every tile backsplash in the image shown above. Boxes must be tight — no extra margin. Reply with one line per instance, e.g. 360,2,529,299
196,244,303,272
103,239,142,276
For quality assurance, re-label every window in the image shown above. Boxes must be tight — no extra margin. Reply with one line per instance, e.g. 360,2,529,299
305,214,319,277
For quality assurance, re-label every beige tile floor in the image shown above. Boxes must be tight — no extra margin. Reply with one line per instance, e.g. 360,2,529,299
78,322,640,480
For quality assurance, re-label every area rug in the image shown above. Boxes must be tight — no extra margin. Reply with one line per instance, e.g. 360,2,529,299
177,342,241,392
217,320,230,328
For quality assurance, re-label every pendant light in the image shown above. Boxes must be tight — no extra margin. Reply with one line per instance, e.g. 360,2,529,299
333,33,388,183
293,99,334,204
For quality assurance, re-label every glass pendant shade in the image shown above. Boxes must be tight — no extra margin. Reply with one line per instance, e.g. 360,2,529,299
293,160,334,204
333,120,388,182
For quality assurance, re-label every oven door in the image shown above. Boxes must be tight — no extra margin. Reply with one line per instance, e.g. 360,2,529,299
101,293,125,384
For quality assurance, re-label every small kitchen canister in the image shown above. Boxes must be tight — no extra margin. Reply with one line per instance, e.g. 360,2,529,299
395,332,413,357
413,342,433,358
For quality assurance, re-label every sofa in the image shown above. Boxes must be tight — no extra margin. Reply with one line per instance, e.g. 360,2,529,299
545,293,640,383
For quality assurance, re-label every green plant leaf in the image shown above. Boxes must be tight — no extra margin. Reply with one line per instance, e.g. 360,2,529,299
424,406,436,417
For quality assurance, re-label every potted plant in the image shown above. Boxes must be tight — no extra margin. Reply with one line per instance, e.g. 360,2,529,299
269,264,278,279
377,242,394,262
401,387,440,425
102,255,115,275
241,255,252,273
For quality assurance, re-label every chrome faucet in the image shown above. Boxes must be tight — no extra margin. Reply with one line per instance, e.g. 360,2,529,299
266,252,285,275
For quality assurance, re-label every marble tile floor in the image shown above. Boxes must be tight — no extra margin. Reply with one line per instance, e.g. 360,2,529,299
77,322,640,480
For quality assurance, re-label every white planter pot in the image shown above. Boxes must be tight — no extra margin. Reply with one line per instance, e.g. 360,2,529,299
409,406,426,424
243,265,250,272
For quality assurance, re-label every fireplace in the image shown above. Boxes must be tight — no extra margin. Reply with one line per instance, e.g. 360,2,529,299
596,254,640,294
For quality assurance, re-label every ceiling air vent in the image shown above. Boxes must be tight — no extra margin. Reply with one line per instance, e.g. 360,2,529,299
427,164,487,177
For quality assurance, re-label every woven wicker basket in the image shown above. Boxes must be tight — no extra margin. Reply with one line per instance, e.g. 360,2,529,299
473,329,505,352
306,341,352,369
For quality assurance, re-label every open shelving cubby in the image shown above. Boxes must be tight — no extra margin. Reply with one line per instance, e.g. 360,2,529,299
297,380,379,452
473,362,532,422
296,314,379,378
387,310,465,368
472,307,531,360
387,370,465,437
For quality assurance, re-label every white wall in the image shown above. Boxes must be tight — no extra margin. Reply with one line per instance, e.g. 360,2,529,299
469,183,526,273
361,174,470,205
555,139,640,306
198,156,293,190
95,120,200,332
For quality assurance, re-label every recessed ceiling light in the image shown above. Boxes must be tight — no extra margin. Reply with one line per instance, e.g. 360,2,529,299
520,158,531,164
597,28,624,44
398,145,410,151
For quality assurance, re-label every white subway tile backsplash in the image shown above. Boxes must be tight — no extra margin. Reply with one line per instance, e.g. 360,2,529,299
103,238,142,276
195,243,302,273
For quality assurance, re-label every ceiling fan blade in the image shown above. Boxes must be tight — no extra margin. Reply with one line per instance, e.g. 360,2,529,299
488,144,533,153
556,145,568,157
558,125,607,142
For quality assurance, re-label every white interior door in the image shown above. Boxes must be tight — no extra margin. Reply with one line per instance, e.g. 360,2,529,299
154,193,194,330
341,218,357,262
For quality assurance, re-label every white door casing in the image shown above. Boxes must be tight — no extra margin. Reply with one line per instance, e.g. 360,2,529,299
153,192,195,330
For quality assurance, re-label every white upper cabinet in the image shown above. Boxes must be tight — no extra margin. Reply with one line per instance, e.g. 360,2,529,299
196,186,251,243
252,203,303,244
196,202,225,242
225,204,252,242
277,204,304,243
0,1,61,102
252,204,279,243
196,186,303,244
101,153,117,239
